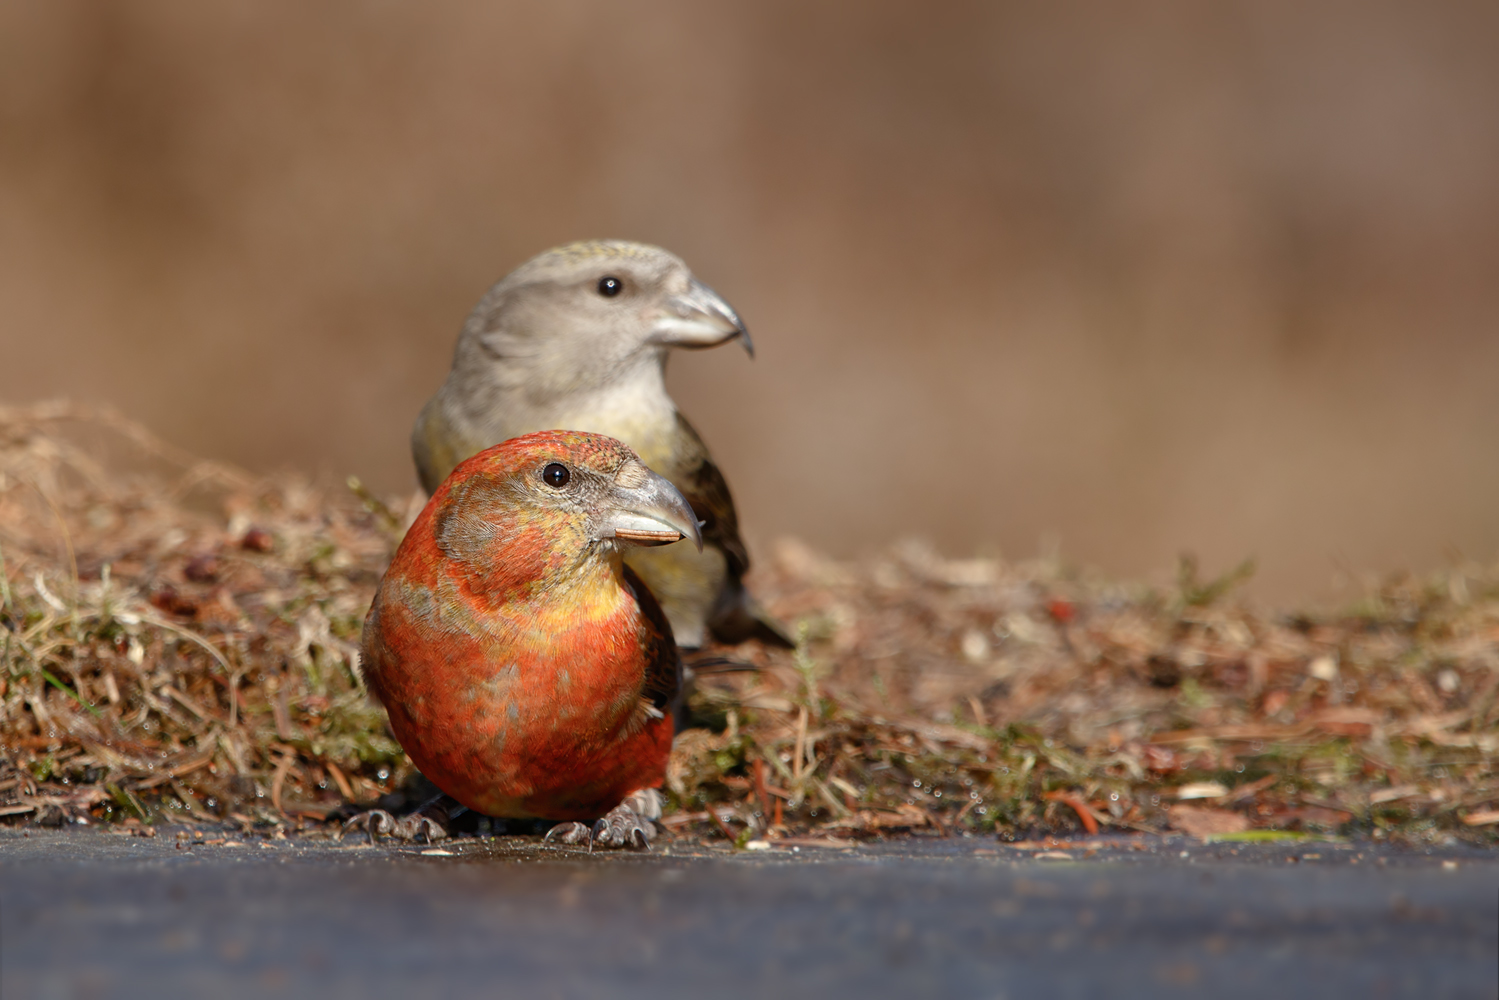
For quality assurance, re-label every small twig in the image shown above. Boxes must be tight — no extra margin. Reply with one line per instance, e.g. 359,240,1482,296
0,538,12,613
709,807,738,843
227,671,241,729
134,612,234,674
954,797,979,824
1044,790,1102,836
811,776,851,818
161,685,214,722
168,779,218,821
1226,774,1278,803
270,752,295,816
793,706,808,782
271,686,297,742
967,695,988,728
132,752,215,790
753,757,771,819
324,760,355,801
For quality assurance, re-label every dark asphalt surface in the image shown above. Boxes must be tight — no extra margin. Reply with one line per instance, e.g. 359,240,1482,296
1,827,1495,999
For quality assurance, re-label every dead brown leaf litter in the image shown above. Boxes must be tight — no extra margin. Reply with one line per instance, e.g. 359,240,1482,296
1,401,1497,847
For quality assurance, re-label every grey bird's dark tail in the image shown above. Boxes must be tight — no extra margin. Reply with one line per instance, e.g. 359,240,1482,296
707,588,796,649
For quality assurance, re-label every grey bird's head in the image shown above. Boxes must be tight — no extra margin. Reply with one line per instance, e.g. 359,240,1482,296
451,240,752,410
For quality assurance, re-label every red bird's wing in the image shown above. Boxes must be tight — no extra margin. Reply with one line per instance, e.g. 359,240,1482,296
621,563,682,719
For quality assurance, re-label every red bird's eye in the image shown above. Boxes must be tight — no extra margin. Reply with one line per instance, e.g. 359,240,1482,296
542,463,571,488
597,275,622,297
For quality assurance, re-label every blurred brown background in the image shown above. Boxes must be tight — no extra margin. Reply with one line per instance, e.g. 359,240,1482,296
2,1,1496,603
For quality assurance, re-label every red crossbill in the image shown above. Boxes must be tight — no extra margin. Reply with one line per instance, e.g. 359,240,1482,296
411,240,791,650
359,430,701,848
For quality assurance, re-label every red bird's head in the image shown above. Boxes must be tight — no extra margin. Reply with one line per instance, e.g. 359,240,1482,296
419,430,701,600
360,430,699,821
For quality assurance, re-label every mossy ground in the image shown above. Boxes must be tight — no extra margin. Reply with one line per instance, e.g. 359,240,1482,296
2,402,1496,847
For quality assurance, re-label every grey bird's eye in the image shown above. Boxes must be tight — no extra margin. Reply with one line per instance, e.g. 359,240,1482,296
597,275,622,297
542,463,571,488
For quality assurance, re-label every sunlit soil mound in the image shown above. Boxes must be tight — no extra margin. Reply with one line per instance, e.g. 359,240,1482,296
1,401,1496,846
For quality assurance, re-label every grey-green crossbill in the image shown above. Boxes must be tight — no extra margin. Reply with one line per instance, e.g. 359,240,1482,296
412,239,791,650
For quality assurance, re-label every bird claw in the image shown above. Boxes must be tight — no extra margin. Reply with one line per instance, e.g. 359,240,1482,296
543,789,662,852
543,821,593,846
341,809,449,844
592,796,658,851
590,810,651,850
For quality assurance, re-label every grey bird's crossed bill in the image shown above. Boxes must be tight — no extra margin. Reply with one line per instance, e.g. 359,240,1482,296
412,239,793,651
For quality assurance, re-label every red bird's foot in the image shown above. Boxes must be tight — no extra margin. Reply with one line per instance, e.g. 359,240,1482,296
621,787,664,821
544,789,663,852
592,788,663,850
541,811,649,851
591,803,652,850
342,809,448,844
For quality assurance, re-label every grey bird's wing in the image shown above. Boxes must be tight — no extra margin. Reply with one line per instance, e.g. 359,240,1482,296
667,414,794,649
